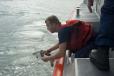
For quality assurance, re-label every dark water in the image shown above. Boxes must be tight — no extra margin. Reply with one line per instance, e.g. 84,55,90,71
0,0,83,76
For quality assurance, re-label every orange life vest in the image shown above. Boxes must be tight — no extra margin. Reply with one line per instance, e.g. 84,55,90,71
62,20,93,50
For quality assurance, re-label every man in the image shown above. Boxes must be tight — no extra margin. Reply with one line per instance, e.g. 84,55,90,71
41,15,95,62
88,0,114,71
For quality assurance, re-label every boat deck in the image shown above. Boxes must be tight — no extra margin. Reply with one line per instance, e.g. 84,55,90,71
63,58,114,76
75,58,114,76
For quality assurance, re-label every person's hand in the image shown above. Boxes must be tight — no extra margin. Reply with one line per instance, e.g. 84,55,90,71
41,54,50,62
44,50,51,56
88,0,94,13
41,54,54,67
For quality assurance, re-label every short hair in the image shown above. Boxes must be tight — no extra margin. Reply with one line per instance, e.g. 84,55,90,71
45,15,61,24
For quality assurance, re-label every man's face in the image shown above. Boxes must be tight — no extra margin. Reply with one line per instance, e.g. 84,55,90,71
45,21,56,33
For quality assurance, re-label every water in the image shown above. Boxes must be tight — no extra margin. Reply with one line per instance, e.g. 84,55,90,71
0,0,83,76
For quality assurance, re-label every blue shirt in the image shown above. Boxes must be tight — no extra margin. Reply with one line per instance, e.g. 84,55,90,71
58,26,73,44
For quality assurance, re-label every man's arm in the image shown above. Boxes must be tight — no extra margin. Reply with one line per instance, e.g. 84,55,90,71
46,43,59,53
41,42,67,61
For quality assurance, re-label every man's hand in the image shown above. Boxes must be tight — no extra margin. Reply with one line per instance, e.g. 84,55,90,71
41,54,54,67
88,0,94,13
40,50,51,56
41,54,50,62
44,50,51,56
40,50,51,62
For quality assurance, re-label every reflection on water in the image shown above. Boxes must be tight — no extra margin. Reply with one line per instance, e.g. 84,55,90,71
0,0,83,76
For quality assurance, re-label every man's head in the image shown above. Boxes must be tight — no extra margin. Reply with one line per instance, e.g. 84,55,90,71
45,15,61,33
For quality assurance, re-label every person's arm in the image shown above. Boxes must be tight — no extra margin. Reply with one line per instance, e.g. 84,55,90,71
42,27,69,62
46,43,59,53
88,0,94,13
41,42,66,62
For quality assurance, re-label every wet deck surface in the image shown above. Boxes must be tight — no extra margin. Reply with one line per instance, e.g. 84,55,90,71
72,3,100,32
